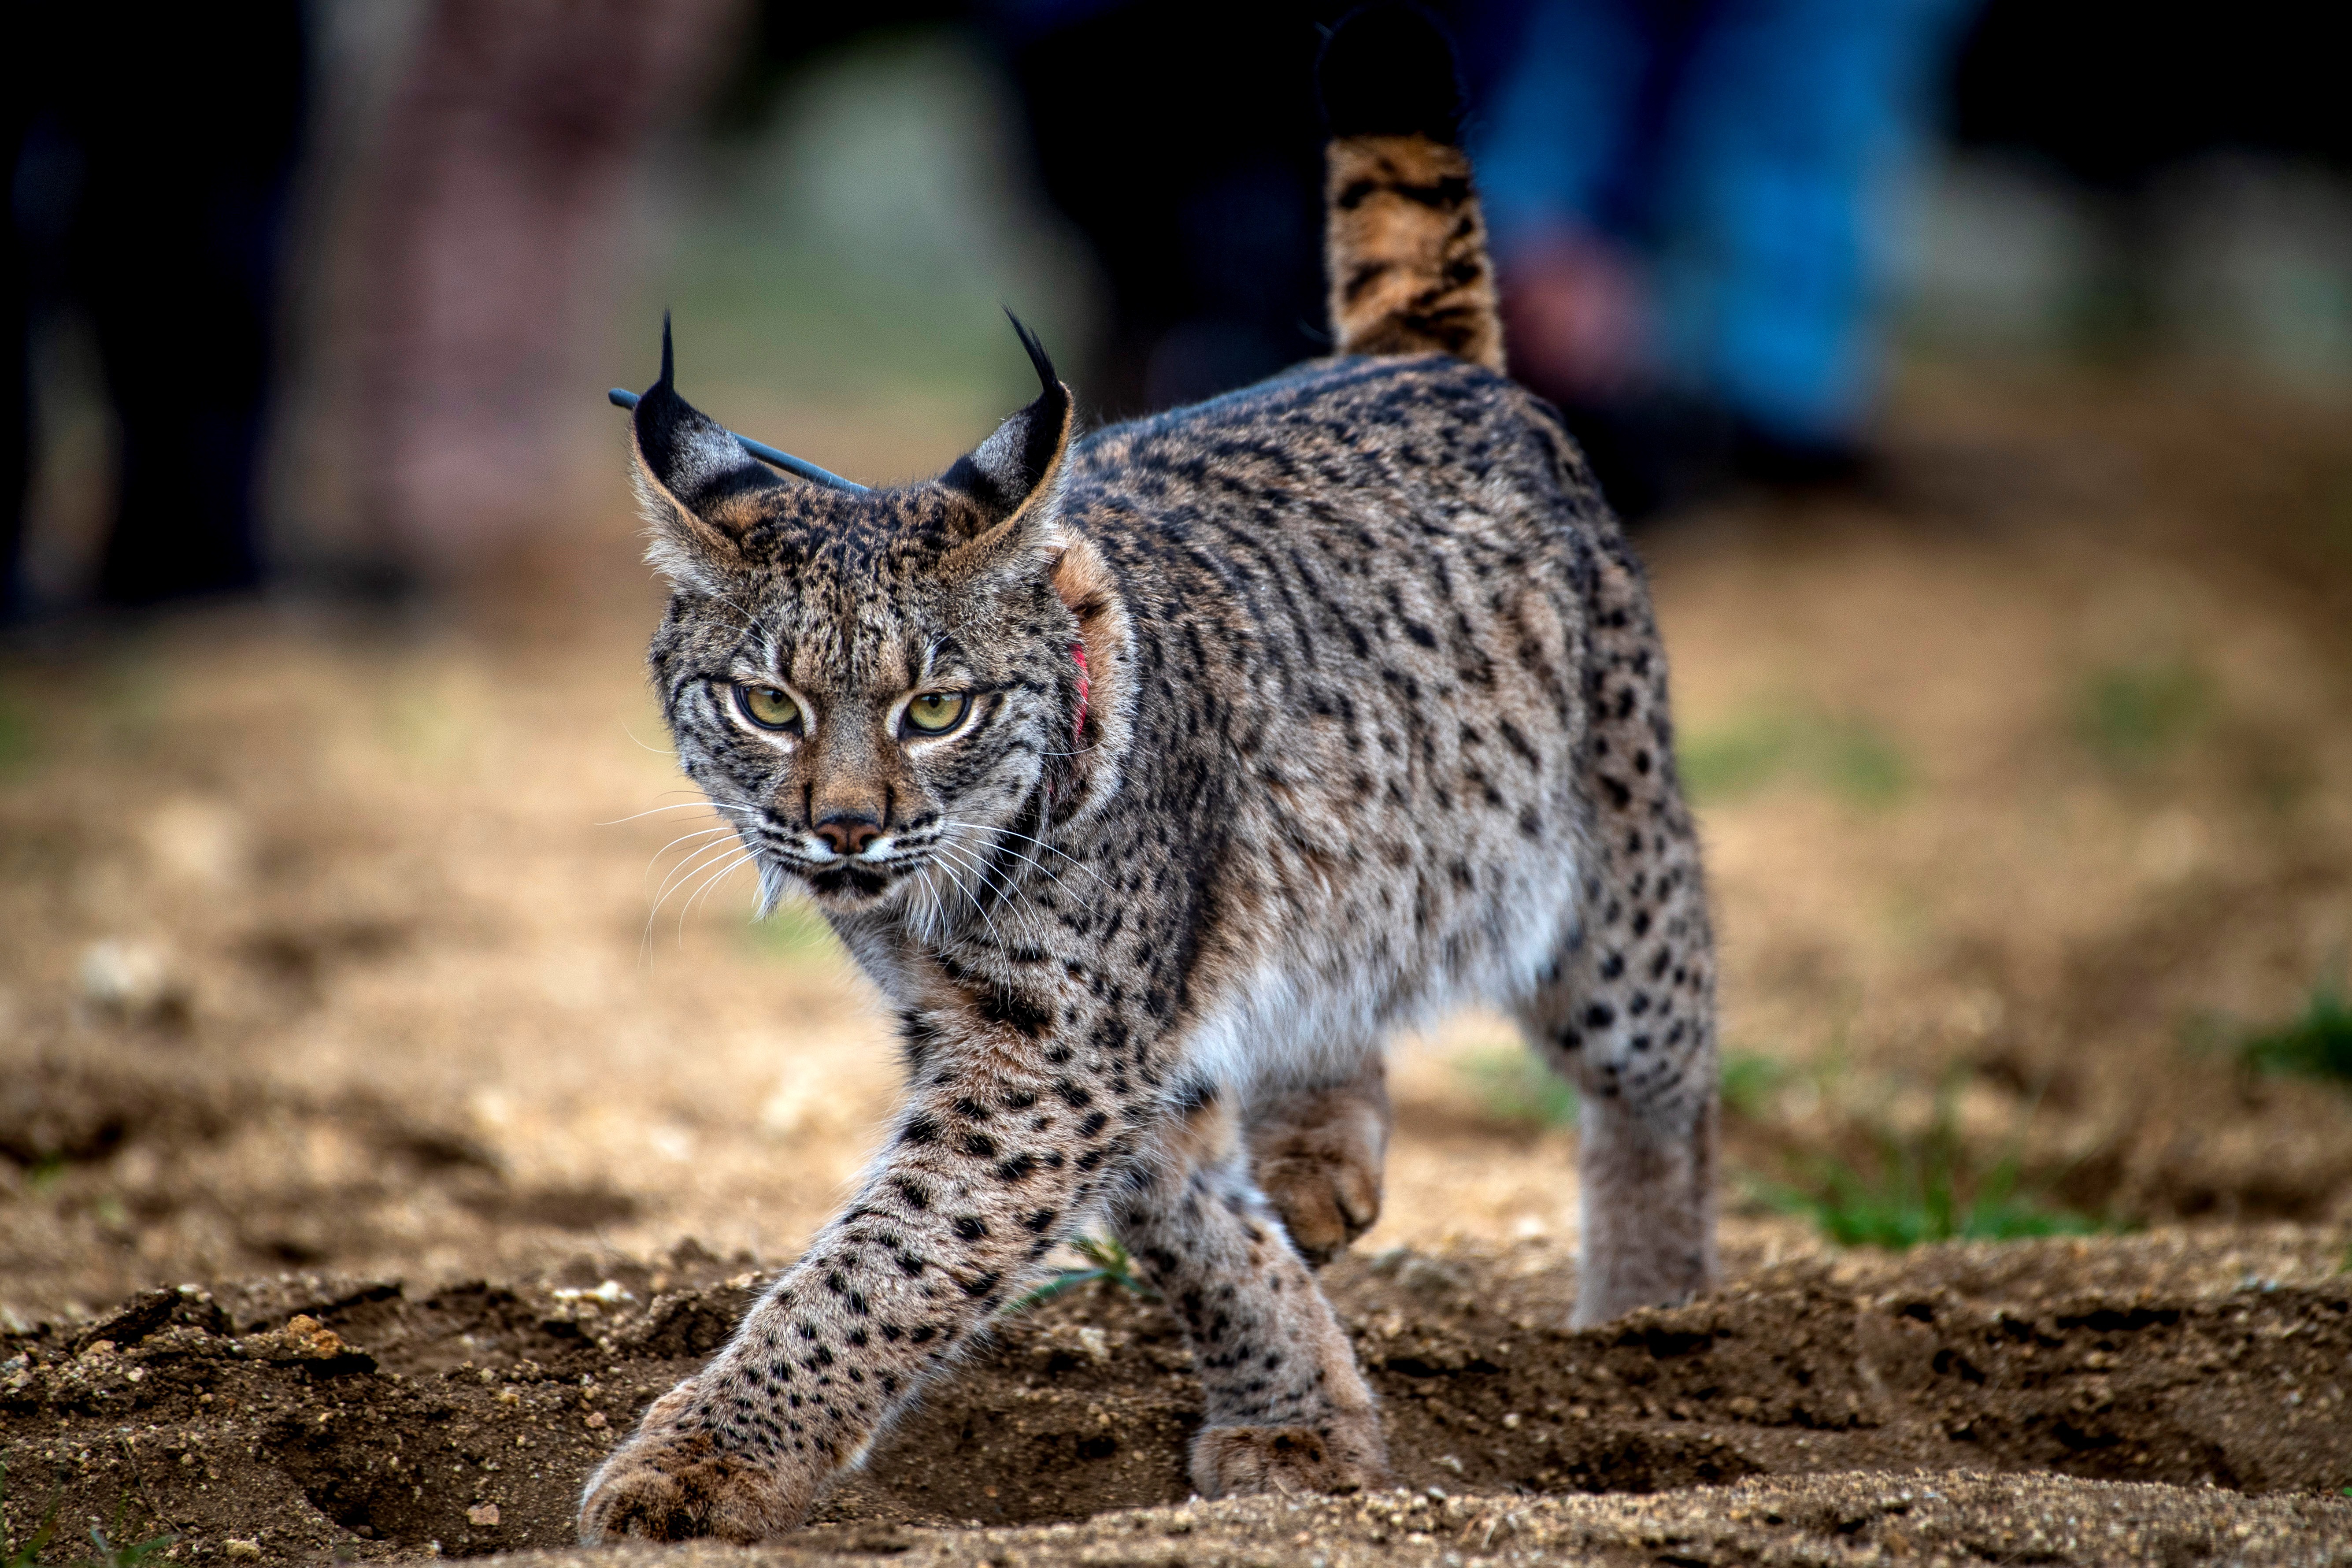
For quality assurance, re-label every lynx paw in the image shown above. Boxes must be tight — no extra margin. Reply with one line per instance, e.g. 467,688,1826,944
1249,1077,1389,1267
577,1383,803,1543
1189,1416,1392,1499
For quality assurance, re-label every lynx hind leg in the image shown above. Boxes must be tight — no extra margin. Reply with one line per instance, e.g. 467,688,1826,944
1115,1085,1392,1500
1246,1055,1391,1266
1519,540,1719,1327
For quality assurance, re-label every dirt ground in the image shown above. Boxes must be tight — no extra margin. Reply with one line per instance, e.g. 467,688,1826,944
4,365,2352,1564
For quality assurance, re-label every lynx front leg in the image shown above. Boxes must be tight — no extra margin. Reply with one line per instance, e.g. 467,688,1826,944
1246,1054,1391,1266
578,1008,1122,1542
1115,1086,1391,1500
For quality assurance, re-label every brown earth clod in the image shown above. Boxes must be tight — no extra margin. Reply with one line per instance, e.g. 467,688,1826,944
4,1232,2348,1566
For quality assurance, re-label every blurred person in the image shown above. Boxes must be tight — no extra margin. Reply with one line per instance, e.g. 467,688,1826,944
993,0,1350,418
1954,0,2349,189
344,0,742,593
3,5,307,619
1469,0,1978,515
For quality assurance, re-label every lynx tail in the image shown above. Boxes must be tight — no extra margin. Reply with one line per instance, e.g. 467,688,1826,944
1316,4,1504,371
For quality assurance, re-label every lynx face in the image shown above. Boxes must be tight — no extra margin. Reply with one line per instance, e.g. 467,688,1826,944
633,321,1091,922
654,524,1074,918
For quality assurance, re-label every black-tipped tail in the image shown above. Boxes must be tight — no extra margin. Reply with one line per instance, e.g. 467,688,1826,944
1316,3,1466,145
1317,4,1502,370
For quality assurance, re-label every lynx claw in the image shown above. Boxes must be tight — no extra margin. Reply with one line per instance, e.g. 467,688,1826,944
1250,1075,1389,1267
1189,1415,1393,1499
1259,1144,1383,1265
577,1383,803,1543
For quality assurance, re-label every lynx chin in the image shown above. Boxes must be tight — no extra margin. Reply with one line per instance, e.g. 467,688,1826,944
580,4,1717,1542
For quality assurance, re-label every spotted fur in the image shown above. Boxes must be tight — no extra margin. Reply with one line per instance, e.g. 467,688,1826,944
579,14,1716,1543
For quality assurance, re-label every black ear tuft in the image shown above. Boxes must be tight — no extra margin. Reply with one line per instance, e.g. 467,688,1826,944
1007,307,1057,399
940,314,1074,537
631,316,785,531
1316,2,1466,145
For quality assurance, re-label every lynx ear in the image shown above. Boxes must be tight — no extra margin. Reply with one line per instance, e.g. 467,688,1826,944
939,313,1073,571
630,316,789,581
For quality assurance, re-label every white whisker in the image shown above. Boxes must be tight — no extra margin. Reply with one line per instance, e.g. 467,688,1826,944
931,834,1041,960
935,822,1091,908
926,841,1011,966
651,831,746,903
644,825,739,888
598,800,761,827
911,867,944,948
679,849,758,939
938,818,1108,889
645,834,751,945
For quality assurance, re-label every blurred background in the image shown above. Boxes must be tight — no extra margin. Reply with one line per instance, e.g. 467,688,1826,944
2,0,2348,1321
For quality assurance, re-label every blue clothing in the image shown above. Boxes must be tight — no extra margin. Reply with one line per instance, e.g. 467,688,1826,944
1473,0,1975,445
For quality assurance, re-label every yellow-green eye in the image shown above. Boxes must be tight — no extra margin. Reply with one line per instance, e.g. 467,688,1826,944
735,684,800,730
904,692,969,734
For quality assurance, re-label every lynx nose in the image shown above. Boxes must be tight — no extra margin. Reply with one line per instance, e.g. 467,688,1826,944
814,813,883,857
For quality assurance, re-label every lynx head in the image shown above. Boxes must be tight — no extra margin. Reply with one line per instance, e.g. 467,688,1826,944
630,317,1131,925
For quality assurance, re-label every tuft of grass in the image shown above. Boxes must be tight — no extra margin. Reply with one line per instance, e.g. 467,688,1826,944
1007,1236,1156,1312
1455,1044,1792,1128
1755,1082,2102,1250
1678,708,1908,808
0,696,34,776
1816,721,1908,808
1,1457,60,1568
3,1464,172,1568
2239,977,2352,1085
81,1520,173,1568
2076,658,2209,767
1454,1045,1578,1129
1719,1049,1790,1119
1677,715,1796,804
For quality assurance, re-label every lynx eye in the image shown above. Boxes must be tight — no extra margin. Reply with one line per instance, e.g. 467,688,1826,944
735,684,800,731
904,692,969,735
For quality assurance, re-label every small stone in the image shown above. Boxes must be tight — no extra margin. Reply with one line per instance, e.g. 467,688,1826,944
585,1411,607,1428
467,1504,501,1527
246,1314,359,1364
224,1542,262,1561
1396,1255,1470,1297
77,938,190,1027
